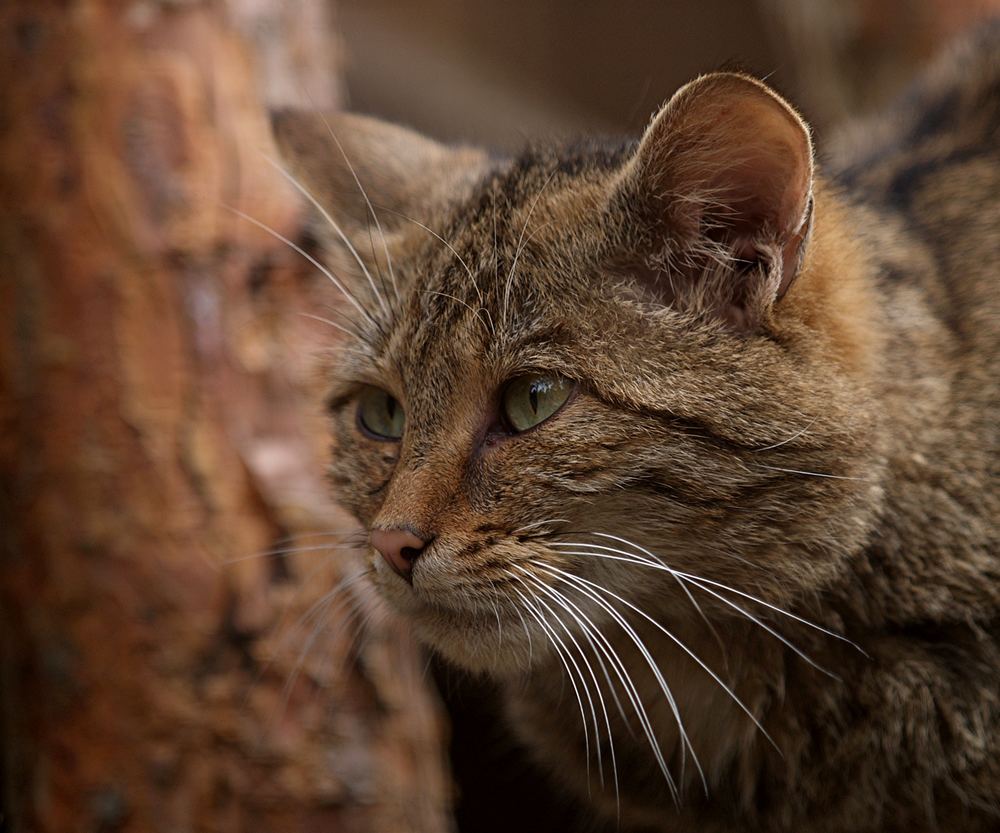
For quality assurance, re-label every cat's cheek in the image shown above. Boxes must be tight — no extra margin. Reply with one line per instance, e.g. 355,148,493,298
328,438,400,525
369,563,421,614
325,470,374,525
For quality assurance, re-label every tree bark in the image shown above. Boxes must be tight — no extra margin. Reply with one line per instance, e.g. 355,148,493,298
0,3,452,831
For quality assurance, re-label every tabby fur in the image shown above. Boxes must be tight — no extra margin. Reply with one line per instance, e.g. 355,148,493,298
273,23,1000,833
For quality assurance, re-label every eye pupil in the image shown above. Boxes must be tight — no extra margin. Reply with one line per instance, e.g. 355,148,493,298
358,386,405,440
501,374,573,433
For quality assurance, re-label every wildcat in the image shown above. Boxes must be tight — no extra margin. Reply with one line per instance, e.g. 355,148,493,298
273,23,1000,833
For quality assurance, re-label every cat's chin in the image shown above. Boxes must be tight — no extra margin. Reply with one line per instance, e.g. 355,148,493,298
415,616,537,677
381,592,539,676
371,568,541,676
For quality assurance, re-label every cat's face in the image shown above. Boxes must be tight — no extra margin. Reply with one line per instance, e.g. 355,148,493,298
275,74,883,676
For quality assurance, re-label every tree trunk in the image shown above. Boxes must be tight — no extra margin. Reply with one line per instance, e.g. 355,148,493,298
0,2,452,831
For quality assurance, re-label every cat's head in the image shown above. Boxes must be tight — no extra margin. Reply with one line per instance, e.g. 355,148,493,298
274,73,884,675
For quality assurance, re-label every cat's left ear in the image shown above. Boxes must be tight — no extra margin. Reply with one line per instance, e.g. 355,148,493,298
614,72,814,330
270,110,489,282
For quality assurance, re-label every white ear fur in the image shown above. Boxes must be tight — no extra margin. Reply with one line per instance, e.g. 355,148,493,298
617,73,815,329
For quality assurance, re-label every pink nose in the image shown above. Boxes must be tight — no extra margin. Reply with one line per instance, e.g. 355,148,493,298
371,527,429,581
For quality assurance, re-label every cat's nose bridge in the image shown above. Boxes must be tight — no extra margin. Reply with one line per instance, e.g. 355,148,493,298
373,449,463,547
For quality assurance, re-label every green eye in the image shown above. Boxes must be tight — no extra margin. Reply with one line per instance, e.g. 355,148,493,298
357,386,405,439
501,374,574,433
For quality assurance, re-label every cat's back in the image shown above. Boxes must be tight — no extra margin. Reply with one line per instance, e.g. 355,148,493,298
827,22,999,622
833,20,1000,356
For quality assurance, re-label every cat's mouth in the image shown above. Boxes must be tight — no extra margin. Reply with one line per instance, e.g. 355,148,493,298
370,547,557,675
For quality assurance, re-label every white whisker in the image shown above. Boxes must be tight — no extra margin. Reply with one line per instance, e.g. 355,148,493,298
532,583,638,740
536,565,702,795
315,113,402,306
750,417,820,452
523,579,607,789
678,573,837,678
512,517,570,536
755,464,872,482
492,185,499,291
510,578,594,786
521,565,692,799
297,311,364,342
521,575,629,816
223,542,345,566
531,575,632,727
363,219,397,318
567,535,729,665
274,570,370,721
226,206,379,328
379,207,488,316
423,289,493,336
554,539,864,654
263,154,389,319
536,560,778,759
558,546,842,674
490,591,504,651
672,571,867,655
503,169,558,327
510,596,534,665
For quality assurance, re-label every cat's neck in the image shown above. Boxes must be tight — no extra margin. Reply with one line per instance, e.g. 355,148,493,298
823,182,1000,629
500,607,862,830
763,171,996,632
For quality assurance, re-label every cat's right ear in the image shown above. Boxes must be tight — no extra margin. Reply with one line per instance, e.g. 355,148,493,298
270,110,488,275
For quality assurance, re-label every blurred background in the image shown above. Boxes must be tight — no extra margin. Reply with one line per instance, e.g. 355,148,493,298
337,0,999,147
2,2,998,832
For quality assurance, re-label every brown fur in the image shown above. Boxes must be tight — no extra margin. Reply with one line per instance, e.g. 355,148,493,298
274,22,1000,833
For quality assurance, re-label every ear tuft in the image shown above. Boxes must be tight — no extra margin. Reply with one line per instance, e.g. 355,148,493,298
616,73,815,330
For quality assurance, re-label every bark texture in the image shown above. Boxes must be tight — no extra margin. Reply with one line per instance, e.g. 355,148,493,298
0,3,452,831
